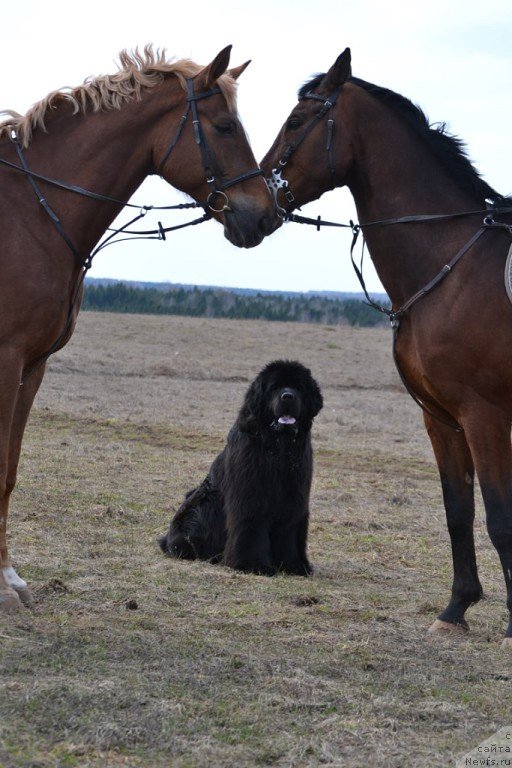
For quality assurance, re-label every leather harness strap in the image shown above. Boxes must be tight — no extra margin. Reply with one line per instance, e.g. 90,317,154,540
158,78,263,213
266,87,343,215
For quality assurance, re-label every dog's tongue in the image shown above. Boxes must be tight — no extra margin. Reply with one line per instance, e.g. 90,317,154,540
278,415,296,425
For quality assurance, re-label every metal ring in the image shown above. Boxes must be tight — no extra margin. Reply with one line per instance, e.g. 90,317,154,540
207,190,230,213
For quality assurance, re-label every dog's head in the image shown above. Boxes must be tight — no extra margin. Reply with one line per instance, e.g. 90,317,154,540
158,526,196,560
238,360,323,435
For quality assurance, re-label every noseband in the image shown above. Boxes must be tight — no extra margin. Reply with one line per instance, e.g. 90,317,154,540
266,87,342,217
158,77,263,213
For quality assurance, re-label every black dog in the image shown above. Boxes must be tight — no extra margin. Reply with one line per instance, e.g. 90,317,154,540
159,360,323,575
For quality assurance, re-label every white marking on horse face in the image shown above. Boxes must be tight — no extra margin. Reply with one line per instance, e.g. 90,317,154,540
2,566,27,589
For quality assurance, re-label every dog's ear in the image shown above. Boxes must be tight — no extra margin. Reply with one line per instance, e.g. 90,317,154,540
308,378,324,418
237,375,265,432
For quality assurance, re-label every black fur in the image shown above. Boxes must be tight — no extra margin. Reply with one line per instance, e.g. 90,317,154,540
159,360,323,575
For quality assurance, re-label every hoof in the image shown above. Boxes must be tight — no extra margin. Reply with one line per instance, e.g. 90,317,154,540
501,637,512,650
15,587,34,607
0,588,23,613
428,618,469,635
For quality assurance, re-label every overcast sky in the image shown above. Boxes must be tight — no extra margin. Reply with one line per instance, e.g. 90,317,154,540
1,0,510,293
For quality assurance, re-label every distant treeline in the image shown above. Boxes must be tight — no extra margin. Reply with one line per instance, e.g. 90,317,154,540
83,283,389,327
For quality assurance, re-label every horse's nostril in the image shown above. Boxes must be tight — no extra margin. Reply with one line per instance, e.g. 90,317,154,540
258,212,275,236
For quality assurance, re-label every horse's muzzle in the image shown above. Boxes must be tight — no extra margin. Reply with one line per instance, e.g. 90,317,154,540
223,203,280,248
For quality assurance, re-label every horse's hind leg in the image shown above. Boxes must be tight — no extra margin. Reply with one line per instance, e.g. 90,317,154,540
424,414,483,633
0,363,46,611
461,406,512,645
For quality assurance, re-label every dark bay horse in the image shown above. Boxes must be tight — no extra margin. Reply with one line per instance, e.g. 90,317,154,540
262,48,512,646
0,45,277,612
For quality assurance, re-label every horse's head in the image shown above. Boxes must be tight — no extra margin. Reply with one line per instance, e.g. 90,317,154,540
261,48,354,215
155,46,278,248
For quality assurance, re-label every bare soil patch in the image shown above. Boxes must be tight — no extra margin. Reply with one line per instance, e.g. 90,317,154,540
1,312,509,767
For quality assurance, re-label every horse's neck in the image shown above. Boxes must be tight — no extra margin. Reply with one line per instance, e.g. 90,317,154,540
346,101,481,306
16,94,167,256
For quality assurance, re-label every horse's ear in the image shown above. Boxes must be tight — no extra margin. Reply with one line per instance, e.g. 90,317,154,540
321,47,352,92
228,60,251,81
195,45,232,91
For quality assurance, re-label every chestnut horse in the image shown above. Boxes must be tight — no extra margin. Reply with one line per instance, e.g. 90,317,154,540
262,48,512,646
0,45,276,611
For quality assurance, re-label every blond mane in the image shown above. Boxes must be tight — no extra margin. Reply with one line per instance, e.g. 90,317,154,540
0,46,238,147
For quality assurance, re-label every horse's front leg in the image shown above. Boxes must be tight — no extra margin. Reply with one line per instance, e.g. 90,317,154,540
0,362,46,611
423,414,483,634
461,405,512,646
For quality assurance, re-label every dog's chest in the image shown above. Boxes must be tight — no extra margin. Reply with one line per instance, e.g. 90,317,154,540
264,439,304,471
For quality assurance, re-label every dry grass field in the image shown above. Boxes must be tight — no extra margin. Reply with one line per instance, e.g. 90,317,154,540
1,312,511,768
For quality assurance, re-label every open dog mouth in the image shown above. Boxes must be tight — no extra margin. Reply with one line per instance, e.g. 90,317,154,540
271,413,299,432
278,415,297,425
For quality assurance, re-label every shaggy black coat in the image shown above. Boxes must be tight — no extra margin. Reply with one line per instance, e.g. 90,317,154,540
159,360,323,575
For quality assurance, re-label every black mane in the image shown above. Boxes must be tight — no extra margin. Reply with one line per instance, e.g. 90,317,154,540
299,74,506,205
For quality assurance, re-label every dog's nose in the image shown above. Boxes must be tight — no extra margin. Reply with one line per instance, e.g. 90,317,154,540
281,389,295,402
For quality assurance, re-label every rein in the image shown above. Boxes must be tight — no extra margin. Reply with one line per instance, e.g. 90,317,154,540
284,207,512,430
284,205,512,318
3,130,209,381
1,136,210,256
1,76,263,378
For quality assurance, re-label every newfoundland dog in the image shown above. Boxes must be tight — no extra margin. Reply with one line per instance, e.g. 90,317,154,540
159,360,323,576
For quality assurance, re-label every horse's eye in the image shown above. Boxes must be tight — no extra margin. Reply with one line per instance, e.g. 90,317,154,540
287,117,303,131
214,122,235,136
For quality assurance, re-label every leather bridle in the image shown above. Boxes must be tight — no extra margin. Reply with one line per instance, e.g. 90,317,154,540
158,77,264,213
0,75,265,243
266,86,343,217
0,75,264,378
